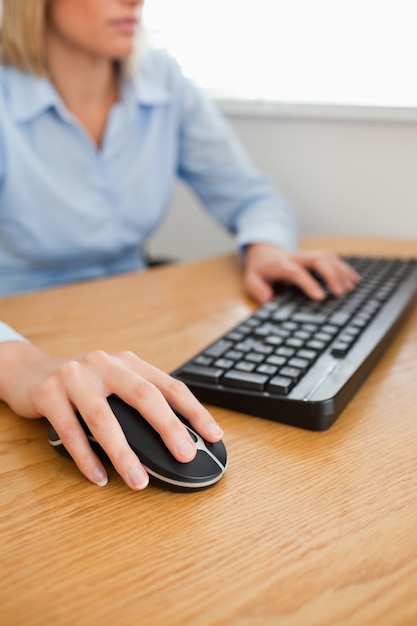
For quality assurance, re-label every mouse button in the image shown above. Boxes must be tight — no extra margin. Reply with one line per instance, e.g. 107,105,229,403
107,396,198,463
146,450,222,484
179,450,223,480
204,440,227,467
107,396,159,443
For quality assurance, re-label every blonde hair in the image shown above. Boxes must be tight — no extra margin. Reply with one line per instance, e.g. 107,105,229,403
0,0,143,77
0,0,47,75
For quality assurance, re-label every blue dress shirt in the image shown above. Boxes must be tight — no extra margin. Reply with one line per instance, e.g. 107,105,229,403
0,48,297,342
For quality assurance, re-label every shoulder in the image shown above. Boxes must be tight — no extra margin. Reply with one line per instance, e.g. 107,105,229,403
140,47,182,78
0,63,23,98
0,65,59,124
131,46,189,95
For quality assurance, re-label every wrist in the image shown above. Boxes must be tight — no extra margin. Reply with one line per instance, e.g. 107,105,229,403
0,342,50,405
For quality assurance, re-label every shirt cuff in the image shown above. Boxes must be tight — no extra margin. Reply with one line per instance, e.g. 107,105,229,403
0,322,29,344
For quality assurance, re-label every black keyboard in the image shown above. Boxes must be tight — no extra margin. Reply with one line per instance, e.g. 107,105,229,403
172,256,417,431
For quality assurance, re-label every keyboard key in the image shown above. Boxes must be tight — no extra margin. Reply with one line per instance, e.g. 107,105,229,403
287,357,309,372
314,332,333,343
246,352,265,363
279,366,302,381
328,311,352,326
226,332,245,342
321,324,339,335
293,312,327,324
236,339,258,352
267,376,293,394
266,355,287,367
330,342,351,357
301,323,319,333
297,348,318,361
338,332,358,343
204,340,233,358
177,364,224,383
276,328,291,338
253,324,272,337
235,361,256,372
193,355,213,366
341,326,361,338
306,339,326,351
351,317,368,328
222,370,268,390
282,321,298,331
265,335,284,346
225,350,244,360
254,344,274,355
256,364,278,375
214,358,234,369
285,337,304,349
276,346,295,358
271,304,297,321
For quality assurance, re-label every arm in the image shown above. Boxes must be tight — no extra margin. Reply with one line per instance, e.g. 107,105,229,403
0,338,223,490
170,57,359,301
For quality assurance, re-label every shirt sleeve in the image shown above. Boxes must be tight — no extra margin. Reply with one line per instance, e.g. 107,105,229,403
0,322,29,343
0,102,4,189
171,60,298,252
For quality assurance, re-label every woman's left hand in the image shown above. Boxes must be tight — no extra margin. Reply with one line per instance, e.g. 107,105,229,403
243,243,360,304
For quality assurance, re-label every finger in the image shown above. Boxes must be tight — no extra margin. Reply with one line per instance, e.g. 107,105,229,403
75,395,150,490
116,354,224,442
278,259,327,300
58,357,150,490
74,352,199,463
299,253,360,296
244,269,275,304
323,262,359,296
339,259,361,289
40,385,109,487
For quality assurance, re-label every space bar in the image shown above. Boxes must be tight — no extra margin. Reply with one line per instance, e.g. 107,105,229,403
176,364,224,383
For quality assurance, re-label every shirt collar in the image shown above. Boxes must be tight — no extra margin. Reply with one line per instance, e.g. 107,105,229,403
130,51,171,106
3,66,63,123
3,55,171,125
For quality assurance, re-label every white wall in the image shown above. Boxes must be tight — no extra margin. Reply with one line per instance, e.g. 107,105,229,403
147,109,417,261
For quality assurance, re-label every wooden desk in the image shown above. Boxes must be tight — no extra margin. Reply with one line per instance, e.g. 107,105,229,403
2,237,417,626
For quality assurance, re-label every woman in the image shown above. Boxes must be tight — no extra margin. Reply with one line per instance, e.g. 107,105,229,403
0,0,358,490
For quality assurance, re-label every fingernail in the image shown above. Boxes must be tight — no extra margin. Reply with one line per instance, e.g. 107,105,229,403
128,466,149,490
207,423,223,438
314,288,326,300
177,438,196,459
92,468,108,487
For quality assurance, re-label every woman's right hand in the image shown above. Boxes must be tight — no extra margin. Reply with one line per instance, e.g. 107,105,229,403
0,342,224,490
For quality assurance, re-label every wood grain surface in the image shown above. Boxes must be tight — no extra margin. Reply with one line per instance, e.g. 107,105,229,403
1,238,417,626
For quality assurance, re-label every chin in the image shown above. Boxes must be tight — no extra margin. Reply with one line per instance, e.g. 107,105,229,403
108,42,136,60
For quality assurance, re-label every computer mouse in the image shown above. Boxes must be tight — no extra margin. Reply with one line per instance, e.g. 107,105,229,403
48,394,227,491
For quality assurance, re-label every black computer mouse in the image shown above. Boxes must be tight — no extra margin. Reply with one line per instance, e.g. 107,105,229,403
48,394,227,491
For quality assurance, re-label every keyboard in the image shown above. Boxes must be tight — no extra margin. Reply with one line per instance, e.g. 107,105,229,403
172,255,417,431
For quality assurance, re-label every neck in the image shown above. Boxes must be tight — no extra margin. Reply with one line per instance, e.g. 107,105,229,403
45,31,120,148
46,33,118,111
